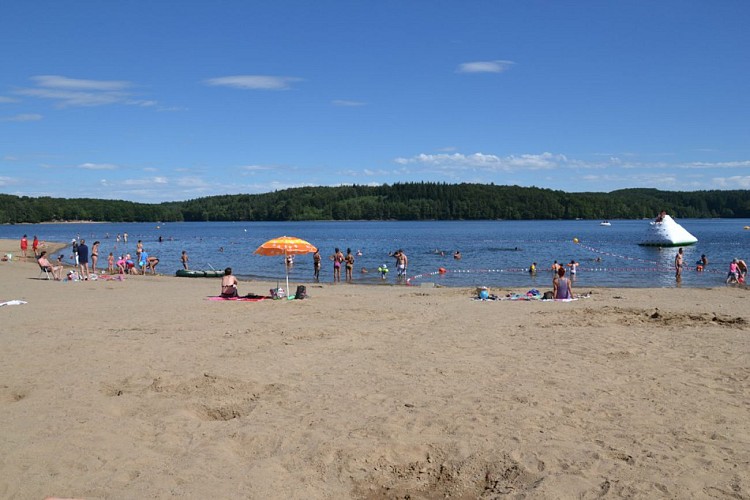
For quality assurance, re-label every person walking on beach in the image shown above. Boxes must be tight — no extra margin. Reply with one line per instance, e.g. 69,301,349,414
675,247,684,279
78,239,90,280
107,252,115,274
181,250,189,270
32,236,39,258
313,249,321,282
20,234,28,259
345,248,355,283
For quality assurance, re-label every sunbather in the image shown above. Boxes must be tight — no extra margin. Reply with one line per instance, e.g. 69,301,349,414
37,251,63,280
220,267,239,298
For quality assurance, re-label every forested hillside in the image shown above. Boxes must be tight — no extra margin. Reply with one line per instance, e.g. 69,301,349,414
1,183,749,223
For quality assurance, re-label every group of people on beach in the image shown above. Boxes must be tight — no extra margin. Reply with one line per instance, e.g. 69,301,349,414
306,247,407,284
30,233,163,281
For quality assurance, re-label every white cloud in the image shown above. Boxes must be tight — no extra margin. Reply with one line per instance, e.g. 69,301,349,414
204,75,302,90
176,176,209,188
122,177,168,186
240,164,273,171
15,75,156,108
332,99,365,107
32,75,131,91
78,162,118,170
681,160,750,169
1,113,42,122
394,152,566,172
0,176,17,186
0,96,19,103
457,60,514,74
712,175,750,188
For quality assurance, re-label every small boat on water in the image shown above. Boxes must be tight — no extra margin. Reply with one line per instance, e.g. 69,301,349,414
638,212,698,247
175,269,224,278
600,221,612,226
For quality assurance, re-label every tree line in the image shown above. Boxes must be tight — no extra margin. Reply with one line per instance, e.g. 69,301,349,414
1,183,749,224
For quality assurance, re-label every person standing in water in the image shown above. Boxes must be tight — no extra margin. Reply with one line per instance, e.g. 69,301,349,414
345,248,355,283
313,249,321,282
675,247,684,280
331,248,344,283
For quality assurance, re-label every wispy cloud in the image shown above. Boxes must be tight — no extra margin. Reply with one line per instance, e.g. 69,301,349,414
14,75,156,108
0,176,17,186
332,99,366,107
122,176,168,186
395,152,566,171
204,75,302,90
0,96,19,104
78,162,118,170
457,60,514,74
33,75,131,91
1,113,42,122
239,164,274,172
712,175,750,188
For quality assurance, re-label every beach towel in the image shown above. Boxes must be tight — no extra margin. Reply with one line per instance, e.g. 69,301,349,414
0,300,28,306
206,295,269,302
97,274,126,281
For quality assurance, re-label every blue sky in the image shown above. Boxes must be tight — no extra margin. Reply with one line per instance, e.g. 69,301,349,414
1,1,748,203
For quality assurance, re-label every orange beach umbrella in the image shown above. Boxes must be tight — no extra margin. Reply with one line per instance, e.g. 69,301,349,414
254,236,317,295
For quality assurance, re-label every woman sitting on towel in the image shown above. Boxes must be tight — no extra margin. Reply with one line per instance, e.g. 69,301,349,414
553,267,573,300
221,267,239,298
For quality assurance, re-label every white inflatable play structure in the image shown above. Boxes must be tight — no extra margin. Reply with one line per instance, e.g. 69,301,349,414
639,212,698,247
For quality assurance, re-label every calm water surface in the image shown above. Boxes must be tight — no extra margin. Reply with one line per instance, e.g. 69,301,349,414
2,219,748,288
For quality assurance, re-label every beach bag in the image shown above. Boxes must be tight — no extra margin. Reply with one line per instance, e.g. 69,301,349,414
295,285,307,300
542,291,554,300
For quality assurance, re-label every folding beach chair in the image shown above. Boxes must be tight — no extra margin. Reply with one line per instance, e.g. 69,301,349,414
38,263,51,280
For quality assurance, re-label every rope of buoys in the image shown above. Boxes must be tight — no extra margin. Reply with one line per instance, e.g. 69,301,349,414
576,242,659,264
407,263,727,285
575,242,724,274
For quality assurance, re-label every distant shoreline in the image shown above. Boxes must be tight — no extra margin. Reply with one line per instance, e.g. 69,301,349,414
4,220,102,225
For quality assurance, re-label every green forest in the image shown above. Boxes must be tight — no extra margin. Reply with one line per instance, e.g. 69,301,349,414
1,183,749,224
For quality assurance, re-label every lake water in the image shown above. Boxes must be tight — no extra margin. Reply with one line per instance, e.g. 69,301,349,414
2,219,748,288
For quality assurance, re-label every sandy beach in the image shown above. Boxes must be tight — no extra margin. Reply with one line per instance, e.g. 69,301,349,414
0,238,748,499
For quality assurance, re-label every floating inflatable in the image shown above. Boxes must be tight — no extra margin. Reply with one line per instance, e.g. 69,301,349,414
175,269,224,278
176,269,205,277
638,214,698,247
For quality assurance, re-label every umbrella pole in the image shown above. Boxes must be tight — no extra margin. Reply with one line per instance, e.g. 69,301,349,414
285,250,290,299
